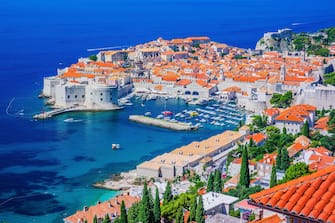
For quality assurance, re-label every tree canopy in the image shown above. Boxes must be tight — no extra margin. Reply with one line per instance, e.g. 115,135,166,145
281,162,310,183
270,91,293,108
324,72,335,86
89,54,98,61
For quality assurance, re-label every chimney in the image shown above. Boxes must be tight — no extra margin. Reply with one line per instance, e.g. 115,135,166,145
259,209,263,220
83,206,89,212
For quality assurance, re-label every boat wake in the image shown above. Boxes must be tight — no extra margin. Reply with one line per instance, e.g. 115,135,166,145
292,22,304,26
87,45,130,52
64,118,83,123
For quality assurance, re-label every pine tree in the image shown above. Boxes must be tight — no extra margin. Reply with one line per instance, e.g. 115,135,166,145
207,173,214,192
281,148,290,171
239,145,250,188
163,181,173,205
139,182,153,223
214,169,222,193
276,148,282,170
195,196,205,223
176,207,184,223
153,187,161,223
120,200,128,223
189,196,197,222
93,215,98,223
270,164,277,188
302,121,310,137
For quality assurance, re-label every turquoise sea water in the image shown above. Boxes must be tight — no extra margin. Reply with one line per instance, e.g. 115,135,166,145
0,0,334,222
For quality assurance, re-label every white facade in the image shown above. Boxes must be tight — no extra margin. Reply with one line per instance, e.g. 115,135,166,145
275,120,305,134
44,75,132,109
55,84,86,107
43,77,62,98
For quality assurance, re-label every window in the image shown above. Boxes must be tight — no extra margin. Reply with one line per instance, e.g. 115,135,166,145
110,98,113,101
67,95,70,99
82,95,85,98
74,95,77,98
100,98,103,101
100,93,103,96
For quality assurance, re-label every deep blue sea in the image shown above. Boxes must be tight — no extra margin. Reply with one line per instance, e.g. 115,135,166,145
0,0,334,222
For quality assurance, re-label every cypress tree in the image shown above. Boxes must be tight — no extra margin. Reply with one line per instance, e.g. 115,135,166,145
93,215,98,223
283,127,287,135
239,145,250,188
281,148,290,171
195,196,205,223
127,202,140,223
153,187,161,223
207,173,214,192
249,138,254,147
189,196,197,222
302,121,310,137
176,207,184,223
103,213,111,223
148,188,154,210
163,181,173,205
214,169,222,193
120,200,127,223
139,182,153,223
270,164,277,188
276,148,282,170
114,217,120,223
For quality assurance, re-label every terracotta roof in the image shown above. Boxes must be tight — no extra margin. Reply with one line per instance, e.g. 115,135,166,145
314,116,329,131
249,214,284,223
258,153,277,165
264,108,280,116
246,133,267,144
249,165,335,223
64,194,140,223
275,104,315,123
175,79,192,86
287,142,309,157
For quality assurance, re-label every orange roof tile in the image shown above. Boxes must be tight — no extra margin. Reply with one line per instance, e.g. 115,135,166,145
250,214,284,223
249,165,335,222
175,79,192,86
314,116,329,130
64,194,140,223
263,108,280,116
246,133,267,144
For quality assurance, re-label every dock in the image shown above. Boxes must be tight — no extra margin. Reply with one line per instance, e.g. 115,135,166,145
129,115,198,131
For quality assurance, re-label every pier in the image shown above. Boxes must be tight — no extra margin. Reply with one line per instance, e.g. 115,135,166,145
129,115,198,131
33,106,80,119
33,105,124,119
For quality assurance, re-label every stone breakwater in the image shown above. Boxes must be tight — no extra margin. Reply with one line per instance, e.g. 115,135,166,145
128,115,198,131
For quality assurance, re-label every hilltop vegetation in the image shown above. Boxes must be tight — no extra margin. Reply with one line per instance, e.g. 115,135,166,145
256,27,335,56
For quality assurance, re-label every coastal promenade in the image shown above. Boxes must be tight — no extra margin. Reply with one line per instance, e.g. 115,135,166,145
129,115,198,131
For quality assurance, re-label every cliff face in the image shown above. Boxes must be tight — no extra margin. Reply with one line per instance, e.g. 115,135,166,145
255,29,293,52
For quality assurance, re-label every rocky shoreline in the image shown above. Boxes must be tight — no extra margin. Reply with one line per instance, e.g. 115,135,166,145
93,170,139,191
